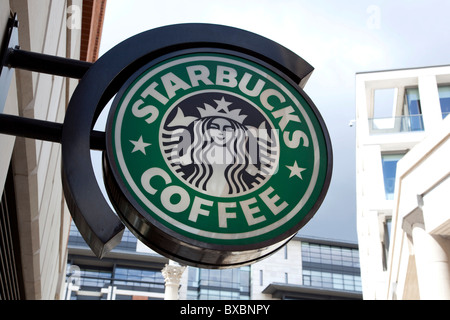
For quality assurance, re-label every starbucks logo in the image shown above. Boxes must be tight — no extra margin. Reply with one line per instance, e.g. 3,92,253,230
105,52,331,257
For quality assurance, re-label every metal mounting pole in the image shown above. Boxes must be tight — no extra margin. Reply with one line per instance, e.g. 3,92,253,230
0,13,124,259
0,13,125,259
0,113,106,150
4,48,93,79
0,14,100,148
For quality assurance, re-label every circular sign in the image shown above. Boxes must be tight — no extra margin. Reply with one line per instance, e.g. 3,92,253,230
104,51,331,268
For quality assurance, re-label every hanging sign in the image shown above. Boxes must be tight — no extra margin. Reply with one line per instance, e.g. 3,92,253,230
62,24,332,268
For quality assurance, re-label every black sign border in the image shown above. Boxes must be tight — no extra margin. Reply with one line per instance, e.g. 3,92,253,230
61,24,331,267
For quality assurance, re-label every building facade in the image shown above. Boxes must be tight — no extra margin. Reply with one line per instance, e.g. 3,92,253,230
0,0,105,300
65,225,362,300
355,65,450,299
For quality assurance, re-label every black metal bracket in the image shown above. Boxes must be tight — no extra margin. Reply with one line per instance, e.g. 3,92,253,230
0,113,105,150
0,13,123,259
60,23,316,263
0,14,99,148
1,17,318,262
0,14,119,257
5,47,92,79
1,14,92,80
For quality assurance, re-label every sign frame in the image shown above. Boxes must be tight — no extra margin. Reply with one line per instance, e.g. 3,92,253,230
60,23,332,266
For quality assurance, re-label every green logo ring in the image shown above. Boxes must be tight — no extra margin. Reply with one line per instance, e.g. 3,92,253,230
107,53,330,247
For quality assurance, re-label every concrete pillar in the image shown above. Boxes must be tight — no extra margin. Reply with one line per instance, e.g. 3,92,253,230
418,75,443,131
161,261,186,300
411,224,450,299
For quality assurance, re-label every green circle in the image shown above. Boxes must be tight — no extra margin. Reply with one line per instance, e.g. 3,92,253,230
109,53,329,246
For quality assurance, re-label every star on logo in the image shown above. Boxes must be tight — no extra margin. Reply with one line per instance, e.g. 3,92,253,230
130,136,151,155
214,97,233,113
286,161,306,179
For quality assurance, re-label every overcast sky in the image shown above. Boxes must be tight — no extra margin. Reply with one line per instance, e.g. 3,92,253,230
98,0,450,243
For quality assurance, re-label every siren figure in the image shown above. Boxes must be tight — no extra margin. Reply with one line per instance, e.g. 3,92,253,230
162,96,278,197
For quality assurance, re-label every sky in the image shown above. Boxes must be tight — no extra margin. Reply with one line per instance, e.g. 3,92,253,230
97,0,450,243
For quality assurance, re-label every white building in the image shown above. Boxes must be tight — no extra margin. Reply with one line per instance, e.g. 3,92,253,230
355,65,450,299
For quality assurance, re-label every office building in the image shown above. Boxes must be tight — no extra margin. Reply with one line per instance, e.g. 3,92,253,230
0,0,106,299
65,225,362,300
355,65,450,299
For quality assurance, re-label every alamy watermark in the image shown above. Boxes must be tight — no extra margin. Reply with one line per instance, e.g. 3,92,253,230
366,4,381,30
67,5,82,30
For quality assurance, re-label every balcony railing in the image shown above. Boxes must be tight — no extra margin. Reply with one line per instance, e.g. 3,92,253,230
368,114,424,135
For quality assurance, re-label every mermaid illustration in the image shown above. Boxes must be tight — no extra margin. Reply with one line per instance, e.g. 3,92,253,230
161,95,278,197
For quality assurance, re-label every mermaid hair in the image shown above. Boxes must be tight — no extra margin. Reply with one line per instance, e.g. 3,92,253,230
186,117,251,194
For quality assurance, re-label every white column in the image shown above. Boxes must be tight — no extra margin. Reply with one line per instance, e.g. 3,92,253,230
418,75,443,131
161,260,186,300
411,224,450,300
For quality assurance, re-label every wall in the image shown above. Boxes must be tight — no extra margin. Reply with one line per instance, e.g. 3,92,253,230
387,115,450,299
1,0,82,299
251,239,302,300
356,65,450,300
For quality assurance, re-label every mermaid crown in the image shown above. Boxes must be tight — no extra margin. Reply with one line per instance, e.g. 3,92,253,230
197,97,247,124
166,97,247,128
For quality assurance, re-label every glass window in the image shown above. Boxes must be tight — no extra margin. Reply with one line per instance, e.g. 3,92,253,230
113,266,164,291
332,274,344,290
189,266,250,300
73,267,112,290
404,88,424,131
344,275,355,291
354,276,362,292
301,242,361,293
303,272,311,286
438,86,450,119
381,154,403,200
240,267,250,292
352,251,361,268
188,267,199,287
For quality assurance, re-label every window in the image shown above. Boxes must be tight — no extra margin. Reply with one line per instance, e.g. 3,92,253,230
301,270,361,292
381,154,403,200
301,242,361,293
76,266,112,290
368,87,425,134
404,88,424,131
187,266,250,300
438,85,450,119
66,263,166,300
301,242,360,268
114,266,164,292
